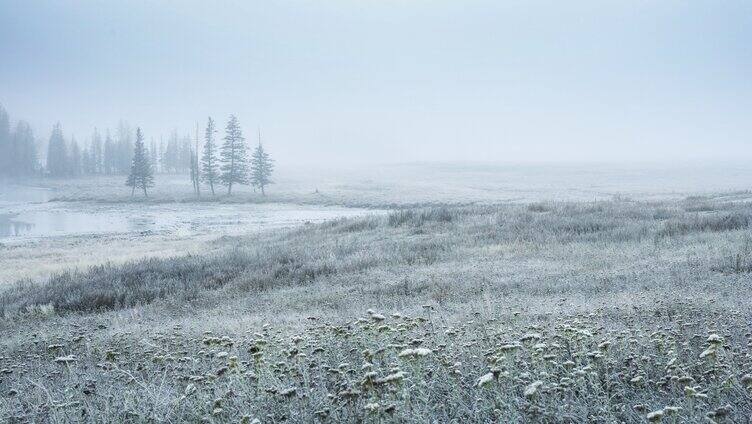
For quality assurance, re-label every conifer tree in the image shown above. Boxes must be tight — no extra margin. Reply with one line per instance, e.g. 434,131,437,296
82,148,93,174
46,123,68,177
103,131,115,175
12,121,37,177
126,128,154,197
69,137,82,177
219,115,249,195
149,138,158,173
0,105,9,177
90,128,103,174
250,130,274,195
200,117,219,195
116,121,134,174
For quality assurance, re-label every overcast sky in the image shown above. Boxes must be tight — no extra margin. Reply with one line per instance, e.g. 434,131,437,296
1,0,750,165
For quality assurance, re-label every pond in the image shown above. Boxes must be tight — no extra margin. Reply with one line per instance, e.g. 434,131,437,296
0,185,380,240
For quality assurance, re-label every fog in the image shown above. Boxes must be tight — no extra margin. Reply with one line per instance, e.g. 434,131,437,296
2,0,751,166
5,3,752,421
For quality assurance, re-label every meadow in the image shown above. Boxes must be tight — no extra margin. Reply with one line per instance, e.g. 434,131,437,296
2,183,752,422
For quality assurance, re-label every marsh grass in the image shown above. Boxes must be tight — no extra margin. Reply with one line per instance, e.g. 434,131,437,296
4,200,752,317
656,212,751,239
2,197,752,422
712,235,752,274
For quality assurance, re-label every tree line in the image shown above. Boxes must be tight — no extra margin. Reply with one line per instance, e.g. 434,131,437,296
48,123,198,178
0,104,209,179
128,115,273,197
0,105,274,197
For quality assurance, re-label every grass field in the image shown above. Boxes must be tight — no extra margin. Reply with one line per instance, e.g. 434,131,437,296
2,189,752,422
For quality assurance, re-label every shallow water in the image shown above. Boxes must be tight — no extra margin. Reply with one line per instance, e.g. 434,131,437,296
0,185,380,240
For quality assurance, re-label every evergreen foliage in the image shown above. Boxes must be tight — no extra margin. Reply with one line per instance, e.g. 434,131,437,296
125,128,154,197
200,117,219,195
219,115,249,195
250,137,274,195
46,123,68,177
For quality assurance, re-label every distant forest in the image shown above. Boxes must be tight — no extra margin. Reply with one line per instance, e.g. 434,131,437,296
0,104,199,179
0,104,275,197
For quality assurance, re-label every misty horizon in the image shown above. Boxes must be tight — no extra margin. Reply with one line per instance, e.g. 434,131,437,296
2,0,751,166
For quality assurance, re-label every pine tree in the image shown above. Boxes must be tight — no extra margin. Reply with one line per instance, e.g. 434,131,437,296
90,128,103,174
250,130,275,195
0,106,37,179
200,117,219,195
12,121,37,177
0,105,10,177
116,121,134,174
103,131,115,175
180,136,192,173
158,138,165,174
149,138,158,173
219,115,249,195
82,148,92,174
46,123,68,177
69,137,82,177
126,128,154,197
163,130,181,173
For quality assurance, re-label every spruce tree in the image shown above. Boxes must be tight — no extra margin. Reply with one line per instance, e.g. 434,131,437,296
103,131,115,174
116,121,134,174
219,115,249,195
12,121,37,177
0,105,9,177
0,106,37,178
69,137,82,177
250,131,274,195
46,123,68,177
200,117,219,195
126,128,154,197
90,128,103,174
149,139,159,173
180,136,192,173
82,148,92,174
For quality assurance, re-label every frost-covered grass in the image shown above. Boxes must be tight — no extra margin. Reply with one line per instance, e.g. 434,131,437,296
2,307,750,423
2,197,752,422
0,232,221,284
